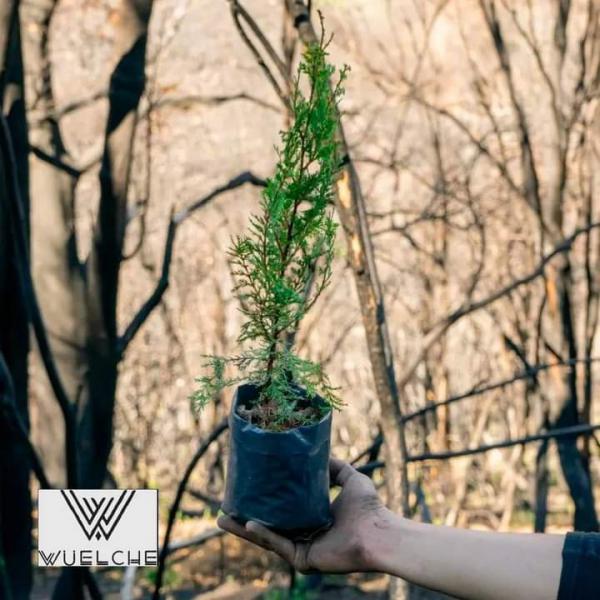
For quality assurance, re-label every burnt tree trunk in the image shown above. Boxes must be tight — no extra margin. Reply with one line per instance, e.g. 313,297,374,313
78,0,153,489
545,259,598,531
0,1,32,597
48,2,153,597
284,2,410,597
23,0,85,487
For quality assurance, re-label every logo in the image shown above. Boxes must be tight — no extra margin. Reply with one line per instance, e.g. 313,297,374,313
61,489,135,541
38,489,158,567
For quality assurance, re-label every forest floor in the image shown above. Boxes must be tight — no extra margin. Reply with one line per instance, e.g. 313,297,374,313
31,495,577,599
31,523,389,599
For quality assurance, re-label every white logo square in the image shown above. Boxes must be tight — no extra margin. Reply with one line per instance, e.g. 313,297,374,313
38,489,158,567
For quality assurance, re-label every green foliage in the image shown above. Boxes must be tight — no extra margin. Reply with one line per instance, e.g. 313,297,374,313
191,30,347,430
262,579,317,600
143,565,180,588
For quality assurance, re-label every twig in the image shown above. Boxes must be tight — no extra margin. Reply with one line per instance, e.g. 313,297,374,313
351,432,383,466
402,357,600,423
356,423,600,472
165,529,224,553
396,221,600,391
186,488,222,512
228,0,291,110
152,420,228,600
29,144,81,178
229,0,289,81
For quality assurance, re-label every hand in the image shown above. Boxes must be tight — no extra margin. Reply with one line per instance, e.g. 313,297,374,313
217,458,392,573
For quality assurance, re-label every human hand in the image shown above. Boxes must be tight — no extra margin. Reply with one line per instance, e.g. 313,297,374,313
217,458,392,573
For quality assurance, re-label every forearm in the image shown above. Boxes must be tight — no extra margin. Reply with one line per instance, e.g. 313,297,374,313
367,512,564,600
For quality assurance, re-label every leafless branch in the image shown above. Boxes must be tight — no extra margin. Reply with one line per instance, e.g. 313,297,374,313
357,422,600,471
397,221,600,390
0,353,51,488
228,0,291,110
152,419,228,600
117,171,266,357
402,357,600,424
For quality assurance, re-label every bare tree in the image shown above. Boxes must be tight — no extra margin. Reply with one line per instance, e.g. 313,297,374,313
0,2,32,596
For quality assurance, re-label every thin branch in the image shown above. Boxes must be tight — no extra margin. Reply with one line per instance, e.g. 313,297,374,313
29,144,81,178
152,419,228,600
117,171,266,357
479,0,544,226
414,96,524,201
357,423,600,471
397,221,600,390
229,0,289,80
228,0,291,110
186,488,222,512
402,357,600,423
165,529,224,554
151,91,281,114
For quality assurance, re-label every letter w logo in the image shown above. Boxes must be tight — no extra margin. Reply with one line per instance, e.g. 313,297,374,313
61,490,135,541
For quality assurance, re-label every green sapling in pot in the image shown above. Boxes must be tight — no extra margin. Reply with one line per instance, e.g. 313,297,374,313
191,31,347,539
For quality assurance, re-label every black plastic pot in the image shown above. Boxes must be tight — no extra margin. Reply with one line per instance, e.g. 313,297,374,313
221,383,333,540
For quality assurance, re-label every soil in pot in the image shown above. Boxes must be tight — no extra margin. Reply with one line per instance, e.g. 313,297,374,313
221,383,333,541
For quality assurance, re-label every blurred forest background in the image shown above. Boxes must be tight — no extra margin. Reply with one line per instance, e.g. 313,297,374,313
1,0,600,598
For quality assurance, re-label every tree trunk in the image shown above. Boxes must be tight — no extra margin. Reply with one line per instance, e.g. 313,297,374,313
284,3,410,597
48,2,153,597
78,0,153,489
22,0,86,488
0,2,32,597
545,259,598,531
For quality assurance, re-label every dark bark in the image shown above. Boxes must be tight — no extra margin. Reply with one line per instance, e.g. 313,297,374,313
77,0,153,490
50,4,153,597
152,420,228,600
547,260,598,531
534,438,550,532
23,0,86,487
0,2,32,597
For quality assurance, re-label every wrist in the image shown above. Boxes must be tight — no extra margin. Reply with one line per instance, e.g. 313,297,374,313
360,508,408,573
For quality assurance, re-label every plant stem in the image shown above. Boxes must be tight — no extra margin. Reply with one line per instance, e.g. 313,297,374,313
264,60,320,383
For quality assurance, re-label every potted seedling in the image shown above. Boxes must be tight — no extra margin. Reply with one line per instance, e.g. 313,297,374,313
191,32,347,540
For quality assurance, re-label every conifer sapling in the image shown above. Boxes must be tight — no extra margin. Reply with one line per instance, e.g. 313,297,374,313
191,30,347,431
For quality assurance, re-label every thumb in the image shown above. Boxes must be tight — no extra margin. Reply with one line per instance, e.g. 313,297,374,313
245,521,296,563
